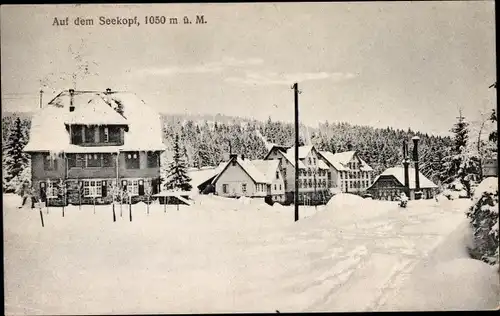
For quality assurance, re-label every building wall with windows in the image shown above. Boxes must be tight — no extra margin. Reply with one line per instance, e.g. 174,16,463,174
214,161,259,197
296,149,331,204
31,150,162,206
336,159,373,193
265,148,294,192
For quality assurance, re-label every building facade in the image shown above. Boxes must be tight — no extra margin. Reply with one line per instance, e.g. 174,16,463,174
318,150,374,194
211,154,285,202
23,89,166,206
366,167,438,200
264,145,331,205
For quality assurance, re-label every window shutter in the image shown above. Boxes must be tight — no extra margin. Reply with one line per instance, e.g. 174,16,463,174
99,126,105,143
138,180,145,196
151,178,158,194
102,180,107,197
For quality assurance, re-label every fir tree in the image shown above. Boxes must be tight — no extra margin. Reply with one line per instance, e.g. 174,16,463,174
439,113,480,196
165,134,192,191
3,117,30,193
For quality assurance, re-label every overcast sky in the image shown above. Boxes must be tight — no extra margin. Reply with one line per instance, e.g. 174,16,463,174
1,3,496,136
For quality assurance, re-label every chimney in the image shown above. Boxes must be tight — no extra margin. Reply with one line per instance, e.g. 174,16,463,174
403,140,410,197
412,136,421,199
69,89,75,112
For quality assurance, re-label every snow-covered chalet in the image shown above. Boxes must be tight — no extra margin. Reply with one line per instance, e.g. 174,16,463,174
23,89,166,205
211,154,286,202
366,167,438,200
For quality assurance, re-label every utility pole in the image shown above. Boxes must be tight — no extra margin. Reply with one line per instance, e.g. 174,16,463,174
292,83,299,222
39,89,43,109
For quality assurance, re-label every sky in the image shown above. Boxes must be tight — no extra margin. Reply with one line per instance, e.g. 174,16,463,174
1,3,496,136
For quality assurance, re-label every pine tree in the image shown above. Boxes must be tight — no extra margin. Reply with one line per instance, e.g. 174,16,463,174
165,134,192,191
439,113,480,196
3,117,30,193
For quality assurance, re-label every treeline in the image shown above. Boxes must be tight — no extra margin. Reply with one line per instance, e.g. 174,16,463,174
1,113,453,186
160,115,453,183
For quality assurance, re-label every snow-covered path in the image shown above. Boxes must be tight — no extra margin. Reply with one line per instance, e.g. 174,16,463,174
3,194,488,314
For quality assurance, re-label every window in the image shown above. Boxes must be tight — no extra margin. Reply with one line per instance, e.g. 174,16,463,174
43,155,58,171
108,126,121,143
350,182,353,189
223,184,228,194
46,181,58,198
104,127,109,142
127,179,139,196
328,172,332,180
308,179,312,187
83,180,102,197
147,152,159,168
308,169,312,176
274,184,277,190
86,154,102,168
283,169,287,177
313,158,316,165
67,154,77,168
308,157,312,165
279,184,282,190
242,183,247,193
84,126,95,143
275,171,279,180
70,125,83,144
103,154,114,167
278,158,282,165
125,152,140,169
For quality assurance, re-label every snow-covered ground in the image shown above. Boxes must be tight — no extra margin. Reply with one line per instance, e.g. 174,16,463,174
3,193,498,314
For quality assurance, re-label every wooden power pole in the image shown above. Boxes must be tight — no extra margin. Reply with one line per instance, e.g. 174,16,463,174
292,83,299,222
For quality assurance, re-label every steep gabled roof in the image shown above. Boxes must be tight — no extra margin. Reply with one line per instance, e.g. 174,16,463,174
64,97,127,125
369,167,438,190
24,90,166,153
319,150,373,172
263,144,292,160
286,145,314,159
251,159,280,182
212,157,280,185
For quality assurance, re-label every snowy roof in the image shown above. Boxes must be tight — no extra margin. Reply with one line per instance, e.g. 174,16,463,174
282,151,307,169
251,159,280,182
371,167,438,189
287,146,313,159
213,157,280,185
24,90,166,153
188,164,226,189
317,160,330,170
64,97,127,125
319,150,373,172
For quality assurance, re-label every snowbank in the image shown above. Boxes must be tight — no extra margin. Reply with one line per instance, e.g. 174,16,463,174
473,177,498,199
380,219,500,311
326,193,365,208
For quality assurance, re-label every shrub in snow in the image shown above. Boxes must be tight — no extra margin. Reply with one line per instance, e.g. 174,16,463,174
466,177,499,265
